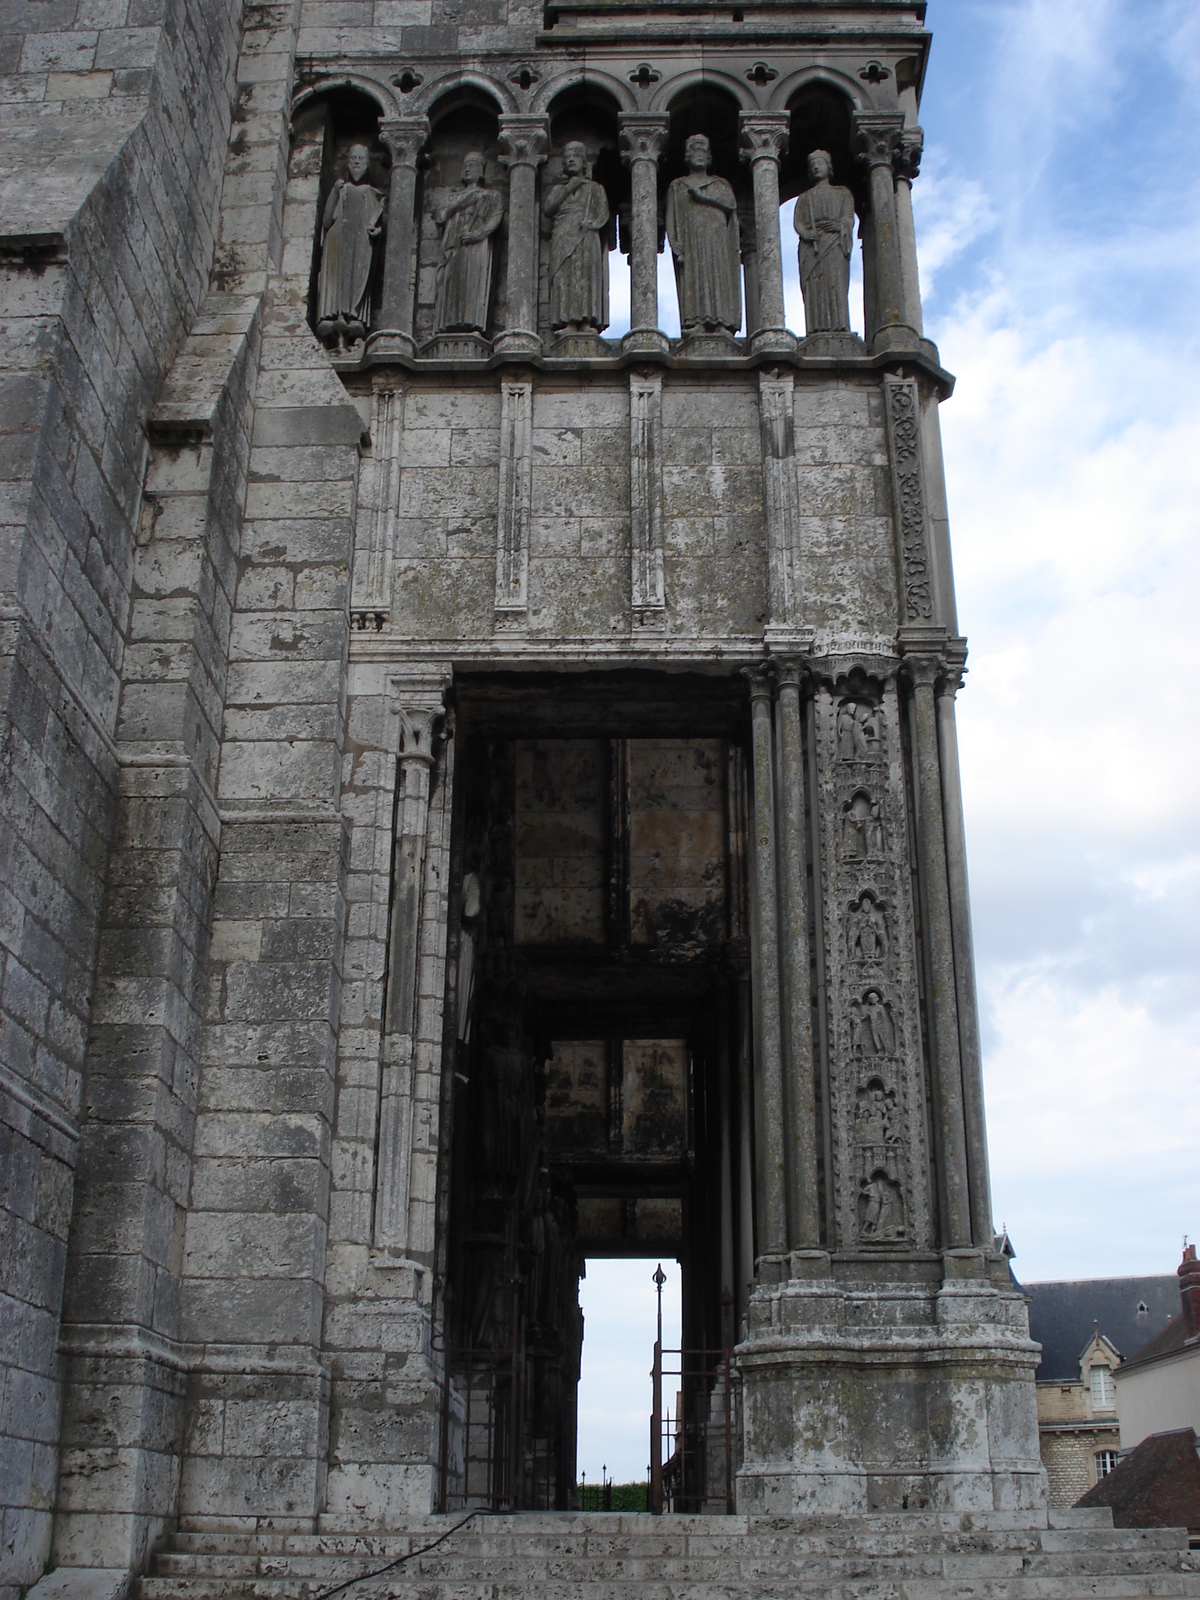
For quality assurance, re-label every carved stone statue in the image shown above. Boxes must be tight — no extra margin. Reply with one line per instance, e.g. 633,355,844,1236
316,143,385,347
848,892,889,961
455,869,483,1043
837,699,885,761
793,149,856,334
850,987,896,1058
842,791,884,860
665,134,741,334
544,141,610,332
858,1169,905,1241
434,152,504,334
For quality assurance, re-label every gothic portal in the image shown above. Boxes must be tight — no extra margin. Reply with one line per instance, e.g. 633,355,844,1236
0,0,1049,1592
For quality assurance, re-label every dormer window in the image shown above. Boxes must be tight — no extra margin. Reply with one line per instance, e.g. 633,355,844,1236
1090,1365,1116,1411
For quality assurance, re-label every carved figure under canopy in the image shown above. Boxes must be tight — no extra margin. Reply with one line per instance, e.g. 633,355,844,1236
434,152,504,334
794,149,856,334
316,144,385,346
665,134,742,334
544,141,610,332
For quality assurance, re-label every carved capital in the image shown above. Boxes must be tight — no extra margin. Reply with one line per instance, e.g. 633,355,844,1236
773,656,809,692
937,636,968,696
618,113,670,166
738,112,790,166
895,125,924,183
852,111,905,172
741,664,774,705
378,116,430,169
386,667,453,766
497,114,549,169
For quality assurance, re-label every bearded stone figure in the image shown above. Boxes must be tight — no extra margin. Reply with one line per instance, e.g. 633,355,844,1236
316,143,385,346
665,133,741,334
434,151,504,334
794,148,856,333
544,141,610,333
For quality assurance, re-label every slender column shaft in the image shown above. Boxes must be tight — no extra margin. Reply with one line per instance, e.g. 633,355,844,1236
378,117,429,338
853,114,908,343
718,984,736,1299
739,115,790,340
745,670,788,1257
498,115,549,350
894,127,925,336
907,664,971,1248
775,665,820,1249
936,671,993,1246
619,115,669,341
736,975,756,1320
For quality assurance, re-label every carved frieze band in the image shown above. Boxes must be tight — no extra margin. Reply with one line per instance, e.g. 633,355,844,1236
629,370,665,623
813,668,931,1251
883,374,934,622
354,383,403,616
758,369,801,628
495,378,533,625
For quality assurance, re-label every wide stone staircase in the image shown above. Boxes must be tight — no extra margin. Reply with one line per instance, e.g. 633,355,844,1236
139,1510,1200,1600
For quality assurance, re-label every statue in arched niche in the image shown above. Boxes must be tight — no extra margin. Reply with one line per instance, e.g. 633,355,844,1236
794,149,856,334
544,141,610,333
665,134,742,335
433,151,504,334
316,143,386,347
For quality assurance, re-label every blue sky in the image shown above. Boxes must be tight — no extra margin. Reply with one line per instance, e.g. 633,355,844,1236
579,0,1200,1483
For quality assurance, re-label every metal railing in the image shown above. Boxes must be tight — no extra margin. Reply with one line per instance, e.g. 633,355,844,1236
649,1278,735,1514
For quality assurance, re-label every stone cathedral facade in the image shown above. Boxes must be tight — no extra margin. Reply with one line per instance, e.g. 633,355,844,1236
0,0,1099,1595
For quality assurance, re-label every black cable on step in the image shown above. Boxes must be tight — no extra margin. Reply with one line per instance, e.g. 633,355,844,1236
306,1509,486,1600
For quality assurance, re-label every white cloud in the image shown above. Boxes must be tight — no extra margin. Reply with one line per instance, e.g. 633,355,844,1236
922,0,1200,1277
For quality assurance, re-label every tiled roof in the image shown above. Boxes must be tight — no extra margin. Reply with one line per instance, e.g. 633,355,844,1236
1019,1276,1178,1382
1076,1428,1200,1531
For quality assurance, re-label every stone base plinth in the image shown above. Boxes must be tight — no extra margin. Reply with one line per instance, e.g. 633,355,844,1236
735,1259,1048,1517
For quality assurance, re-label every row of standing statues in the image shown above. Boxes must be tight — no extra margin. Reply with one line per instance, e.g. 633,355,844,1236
316,136,858,345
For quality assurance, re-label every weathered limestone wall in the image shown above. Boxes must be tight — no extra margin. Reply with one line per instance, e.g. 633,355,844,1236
0,0,245,1588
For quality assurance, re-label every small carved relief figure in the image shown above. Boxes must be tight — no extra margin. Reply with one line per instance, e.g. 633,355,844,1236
456,869,483,1043
837,700,885,761
434,152,504,334
842,791,885,860
316,143,385,348
794,149,856,334
665,134,742,334
855,1078,898,1148
858,1169,905,1242
847,891,889,962
544,141,610,333
850,987,896,1058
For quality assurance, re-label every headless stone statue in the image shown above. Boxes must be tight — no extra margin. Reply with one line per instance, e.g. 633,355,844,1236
544,141,610,332
794,149,856,334
316,144,385,347
434,151,503,334
665,134,741,334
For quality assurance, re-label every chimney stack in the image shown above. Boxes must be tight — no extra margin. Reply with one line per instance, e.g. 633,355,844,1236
1179,1242,1200,1334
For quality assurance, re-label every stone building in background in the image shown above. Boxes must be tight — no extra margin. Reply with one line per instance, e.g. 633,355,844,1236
2,0,1198,1596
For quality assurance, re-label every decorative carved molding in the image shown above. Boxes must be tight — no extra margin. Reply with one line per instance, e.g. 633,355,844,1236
883,375,935,622
353,382,402,614
629,370,665,624
813,675,931,1252
375,666,453,1254
758,370,801,630
496,379,534,625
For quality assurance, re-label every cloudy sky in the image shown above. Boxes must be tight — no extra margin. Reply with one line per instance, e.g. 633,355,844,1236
580,0,1200,1483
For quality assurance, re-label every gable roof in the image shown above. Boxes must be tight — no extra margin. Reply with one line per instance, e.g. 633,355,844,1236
1020,1276,1178,1382
1076,1428,1200,1531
